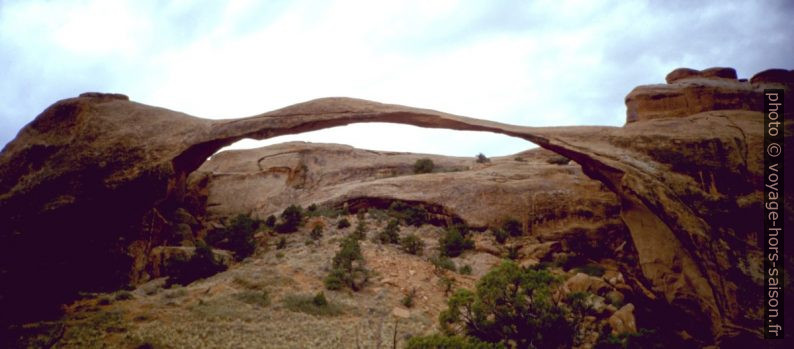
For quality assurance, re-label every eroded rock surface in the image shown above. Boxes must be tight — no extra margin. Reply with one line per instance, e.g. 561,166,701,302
1,67,792,346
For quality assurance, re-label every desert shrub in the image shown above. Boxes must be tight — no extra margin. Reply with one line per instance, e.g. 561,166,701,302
167,242,227,286
233,290,270,308
492,229,508,244
307,203,318,212
505,245,520,260
276,204,304,233
276,237,287,250
439,226,474,257
514,156,525,162
324,236,368,291
401,288,417,308
337,218,351,229
438,260,573,348
264,215,277,228
351,218,367,240
502,218,522,237
310,224,324,240
547,155,571,165
430,255,456,272
376,219,400,244
476,153,490,163
283,293,344,316
205,214,260,260
400,234,425,255
414,158,435,174
388,201,430,227
439,275,456,296
406,334,503,349
367,208,390,221
459,264,472,275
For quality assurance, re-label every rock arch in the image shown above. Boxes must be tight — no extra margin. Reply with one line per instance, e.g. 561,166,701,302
0,93,775,343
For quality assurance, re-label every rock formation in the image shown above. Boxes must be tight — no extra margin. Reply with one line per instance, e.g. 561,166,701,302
1,68,792,346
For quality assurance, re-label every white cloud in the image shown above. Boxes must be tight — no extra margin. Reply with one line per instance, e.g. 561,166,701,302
1,0,792,156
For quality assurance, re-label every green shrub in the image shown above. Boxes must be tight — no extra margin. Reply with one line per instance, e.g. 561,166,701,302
264,215,277,228
502,218,522,237
402,288,417,308
376,219,400,244
276,204,304,233
400,234,425,255
414,158,435,174
406,334,503,349
438,260,572,348
167,243,227,286
324,236,368,291
233,290,270,308
352,218,367,240
337,218,351,229
476,153,490,163
312,291,328,306
439,227,474,257
430,255,456,272
492,229,508,244
459,264,472,275
388,201,430,227
547,155,571,165
505,245,520,260
283,293,344,316
310,225,323,240
205,214,260,260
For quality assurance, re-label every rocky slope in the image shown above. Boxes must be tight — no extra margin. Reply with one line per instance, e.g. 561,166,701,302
0,67,792,347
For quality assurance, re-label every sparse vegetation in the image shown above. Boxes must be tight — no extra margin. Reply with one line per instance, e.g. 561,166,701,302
505,245,520,260
310,224,324,240
352,217,368,240
439,226,474,257
401,288,417,308
492,228,508,244
283,293,344,317
388,201,430,227
324,235,368,291
166,242,227,286
458,264,472,275
475,153,490,163
233,290,270,308
437,260,574,348
276,237,287,250
502,218,522,237
547,155,571,165
414,158,435,174
430,255,456,273
337,217,351,229
406,334,503,349
376,219,400,244
439,275,455,296
275,204,304,233
206,214,260,260
400,233,425,255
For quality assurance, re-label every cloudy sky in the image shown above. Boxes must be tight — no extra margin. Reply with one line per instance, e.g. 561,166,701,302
1,0,792,156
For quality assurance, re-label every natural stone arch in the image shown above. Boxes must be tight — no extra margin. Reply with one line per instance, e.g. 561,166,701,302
0,93,769,343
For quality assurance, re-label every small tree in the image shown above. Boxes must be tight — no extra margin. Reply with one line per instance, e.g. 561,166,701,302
276,204,304,233
475,153,490,163
400,234,425,255
439,261,574,348
414,158,435,174
376,219,400,244
439,226,474,257
337,218,351,229
324,235,368,291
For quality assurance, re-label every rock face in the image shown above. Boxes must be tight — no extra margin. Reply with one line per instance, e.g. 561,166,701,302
0,67,791,346
625,66,793,123
189,142,622,236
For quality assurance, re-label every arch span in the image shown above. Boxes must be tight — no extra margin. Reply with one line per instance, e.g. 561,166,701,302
1,94,760,342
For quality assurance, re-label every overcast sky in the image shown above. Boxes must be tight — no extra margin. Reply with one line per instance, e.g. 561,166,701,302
1,0,792,156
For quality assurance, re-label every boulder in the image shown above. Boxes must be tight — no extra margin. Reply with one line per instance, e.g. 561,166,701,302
608,304,637,335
